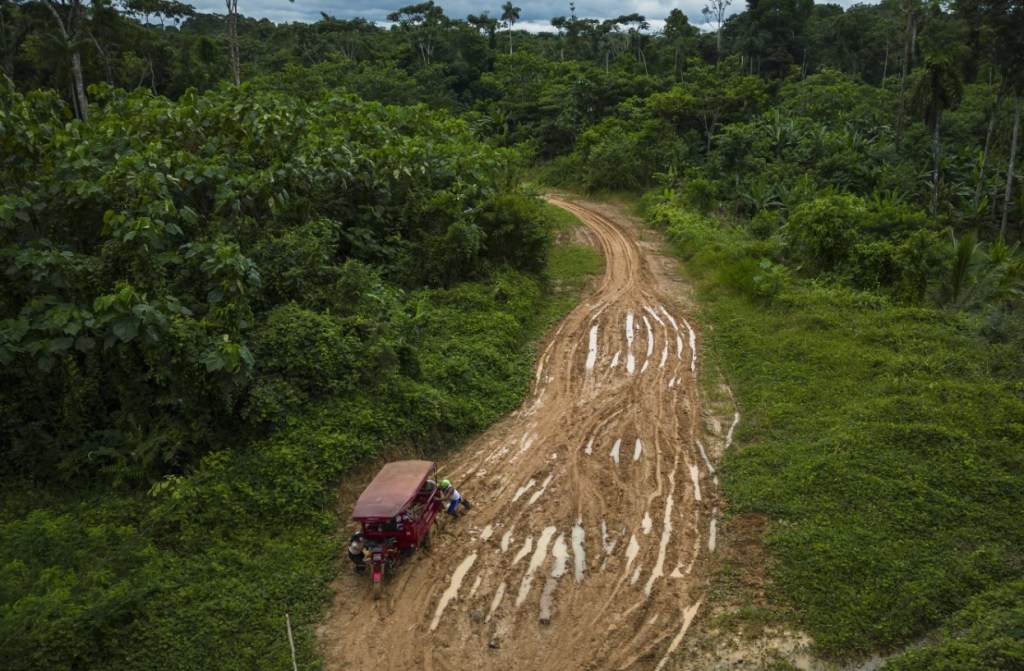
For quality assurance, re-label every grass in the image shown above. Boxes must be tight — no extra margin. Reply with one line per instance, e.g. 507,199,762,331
653,206,1024,661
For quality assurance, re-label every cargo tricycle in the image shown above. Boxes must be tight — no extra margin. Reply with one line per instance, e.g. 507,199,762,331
352,460,443,597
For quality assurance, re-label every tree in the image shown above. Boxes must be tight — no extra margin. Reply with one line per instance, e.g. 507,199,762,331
912,13,966,216
701,0,732,63
468,11,499,50
39,0,89,119
500,1,520,54
387,2,450,66
225,0,239,84
0,0,30,83
894,0,922,150
616,13,648,74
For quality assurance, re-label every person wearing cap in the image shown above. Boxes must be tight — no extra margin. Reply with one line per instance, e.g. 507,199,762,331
438,479,472,517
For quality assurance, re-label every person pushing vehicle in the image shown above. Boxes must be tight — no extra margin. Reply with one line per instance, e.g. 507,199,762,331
438,479,472,517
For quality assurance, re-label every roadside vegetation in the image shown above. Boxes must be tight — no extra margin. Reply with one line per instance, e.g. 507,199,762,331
647,200,1024,664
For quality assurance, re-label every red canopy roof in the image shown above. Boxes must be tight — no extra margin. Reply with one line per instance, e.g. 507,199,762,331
352,460,435,521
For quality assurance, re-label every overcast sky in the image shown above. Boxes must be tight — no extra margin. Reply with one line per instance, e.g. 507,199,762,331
185,0,864,34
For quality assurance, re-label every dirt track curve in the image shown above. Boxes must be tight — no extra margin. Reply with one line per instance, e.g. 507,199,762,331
317,197,737,671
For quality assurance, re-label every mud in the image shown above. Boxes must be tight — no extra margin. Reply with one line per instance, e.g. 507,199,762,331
316,197,738,671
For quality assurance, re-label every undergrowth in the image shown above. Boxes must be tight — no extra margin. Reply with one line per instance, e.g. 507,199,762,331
650,204,1024,662
0,204,600,671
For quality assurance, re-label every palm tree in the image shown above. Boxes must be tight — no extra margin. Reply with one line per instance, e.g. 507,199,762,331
501,2,520,54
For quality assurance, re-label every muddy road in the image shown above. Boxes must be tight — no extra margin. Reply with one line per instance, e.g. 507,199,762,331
317,197,737,671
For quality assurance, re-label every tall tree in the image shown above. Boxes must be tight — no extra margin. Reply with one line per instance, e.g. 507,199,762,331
912,53,963,215
702,0,732,64
500,1,520,54
893,0,922,150
387,2,450,66
955,0,1024,237
912,7,966,216
225,0,239,84
468,11,499,50
40,0,89,119
0,0,29,83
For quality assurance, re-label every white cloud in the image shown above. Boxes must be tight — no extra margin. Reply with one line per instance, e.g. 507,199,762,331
188,0,869,33
188,0,729,31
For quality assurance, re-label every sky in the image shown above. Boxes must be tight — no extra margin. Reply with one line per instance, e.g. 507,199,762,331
183,0,822,33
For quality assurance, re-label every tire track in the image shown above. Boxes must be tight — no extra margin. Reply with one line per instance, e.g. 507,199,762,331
318,197,726,671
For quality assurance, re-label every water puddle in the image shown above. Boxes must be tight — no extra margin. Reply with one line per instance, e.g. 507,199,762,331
668,377,677,388
518,434,535,454
643,315,654,357
610,438,622,465
551,533,569,578
640,360,649,373
644,305,665,326
708,507,718,553
626,313,636,374
610,350,620,367
726,412,740,449
642,512,652,535
682,317,697,371
624,533,640,576
512,478,536,502
644,475,676,596
469,574,483,598
429,552,478,631
600,519,617,554
501,529,513,552
539,536,569,624
571,521,586,581
676,335,684,358
659,306,680,332
516,526,557,607
631,565,642,584
479,524,494,542
584,437,593,455
633,438,643,462
586,324,599,372
697,441,715,474
654,602,702,670
485,581,506,622
527,473,554,505
660,345,668,368
689,465,702,502
513,537,533,564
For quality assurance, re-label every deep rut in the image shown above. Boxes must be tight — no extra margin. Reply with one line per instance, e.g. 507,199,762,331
317,197,730,671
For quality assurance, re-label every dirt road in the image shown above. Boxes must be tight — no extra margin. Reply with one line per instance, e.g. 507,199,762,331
317,197,736,671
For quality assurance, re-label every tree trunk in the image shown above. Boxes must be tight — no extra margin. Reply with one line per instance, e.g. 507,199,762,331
895,0,918,151
42,0,88,120
931,113,940,216
1001,93,1021,239
89,32,115,85
974,89,1000,215
226,0,240,86
70,42,87,120
882,37,889,87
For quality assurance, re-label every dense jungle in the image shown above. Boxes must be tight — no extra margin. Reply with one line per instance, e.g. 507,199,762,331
1,0,1022,668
